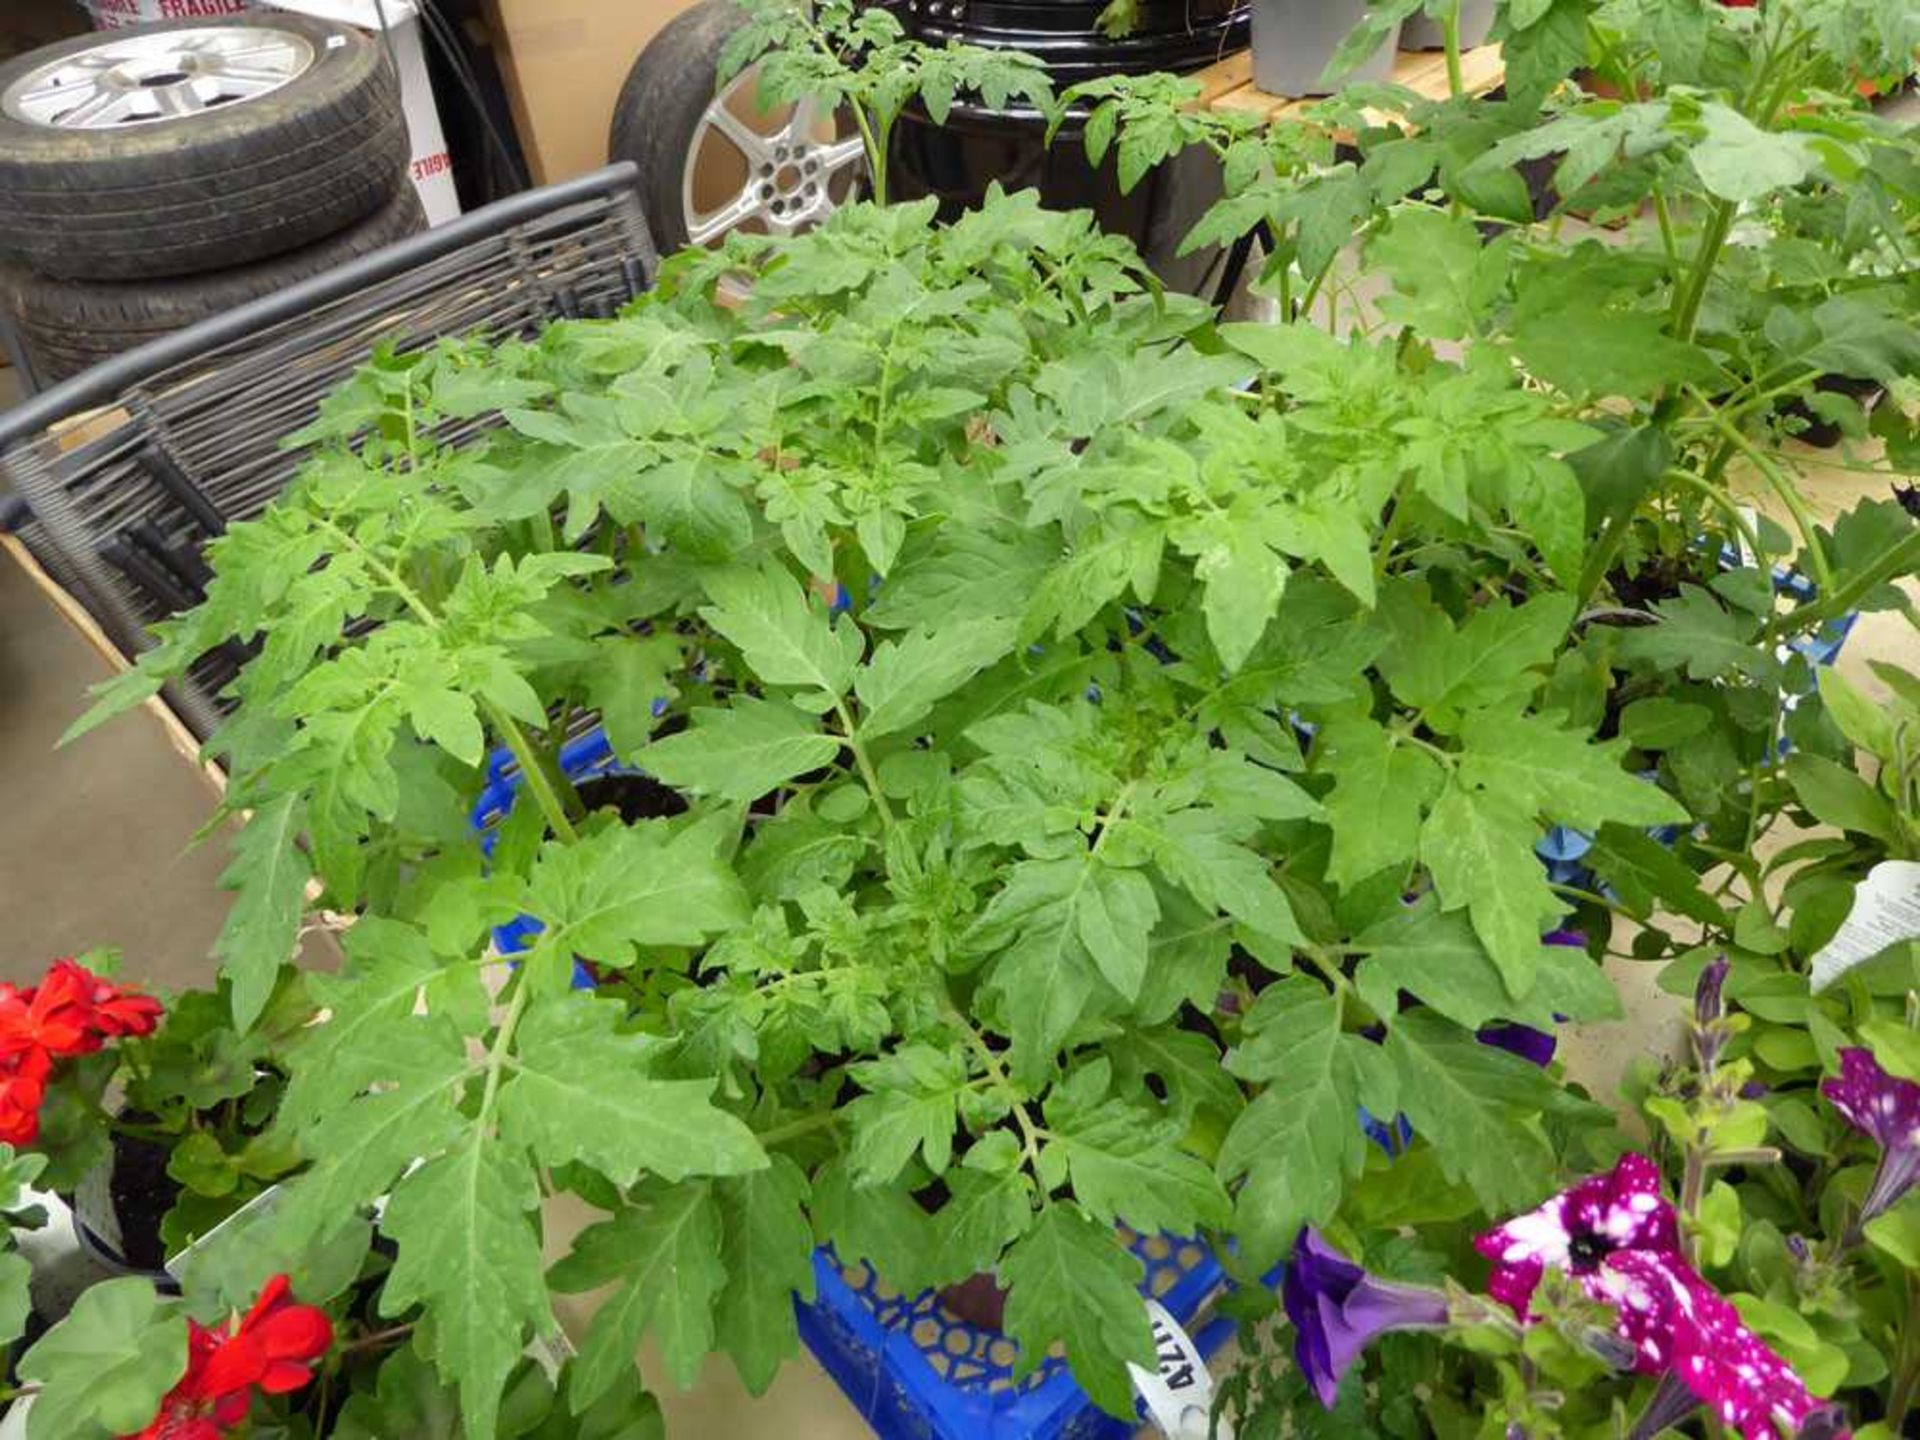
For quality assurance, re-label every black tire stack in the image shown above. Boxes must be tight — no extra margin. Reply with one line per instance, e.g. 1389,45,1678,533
0,12,422,386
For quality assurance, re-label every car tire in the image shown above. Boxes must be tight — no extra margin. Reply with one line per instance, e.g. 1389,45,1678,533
2,182,426,384
608,0,864,254
0,14,407,282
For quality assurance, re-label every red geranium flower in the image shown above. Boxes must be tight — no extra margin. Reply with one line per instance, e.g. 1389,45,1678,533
129,1276,333,1440
0,960,161,1061
0,963,102,1060
0,960,166,1151
46,959,164,1043
0,1048,52,1146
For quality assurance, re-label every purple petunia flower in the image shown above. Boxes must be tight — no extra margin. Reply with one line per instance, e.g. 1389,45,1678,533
1821,1047,1920,1225
1473,932,1584,1067
1282,1228,1450,1407
1477,1158,1830,1440
1477,1022,1558,1066
1607,1250,1825,1439
1473,1153,1679,1316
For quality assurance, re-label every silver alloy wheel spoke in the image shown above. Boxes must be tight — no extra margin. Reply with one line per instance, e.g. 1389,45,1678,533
815,135,866,176
786,94,821,145
687,189,767,246
151,86,199,119
679,65,866,253
705,101,773,168
0,25,315,131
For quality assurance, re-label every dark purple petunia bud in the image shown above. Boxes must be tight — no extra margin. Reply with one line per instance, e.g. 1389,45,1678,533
1692,955,1733,1070
1694,955,1731,1029
1792,1403,1852,1440
1282,1228,1451,1408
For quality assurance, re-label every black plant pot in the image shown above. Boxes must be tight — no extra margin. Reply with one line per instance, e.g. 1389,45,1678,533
883,0,1251,293
1778,374,1882,449
69,1130,179,1280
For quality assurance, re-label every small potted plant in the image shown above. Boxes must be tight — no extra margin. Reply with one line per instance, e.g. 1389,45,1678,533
3,957,300,1306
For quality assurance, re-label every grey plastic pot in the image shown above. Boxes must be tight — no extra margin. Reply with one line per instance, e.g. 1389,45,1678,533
1401,0,1497,50
1252,0,1402,97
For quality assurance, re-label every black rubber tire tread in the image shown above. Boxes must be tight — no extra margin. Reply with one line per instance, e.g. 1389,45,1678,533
0,14,407,281
3,182,426,384
607,0,752,255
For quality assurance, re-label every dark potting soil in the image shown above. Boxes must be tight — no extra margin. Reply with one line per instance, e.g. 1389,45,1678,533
103,1131,181,1272
1606,553,1706,612
939,1271,1011,1332
575,772,688,822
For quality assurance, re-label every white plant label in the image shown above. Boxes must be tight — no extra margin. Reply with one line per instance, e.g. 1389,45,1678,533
1129,1298,1227,1440
1811,860,1920,991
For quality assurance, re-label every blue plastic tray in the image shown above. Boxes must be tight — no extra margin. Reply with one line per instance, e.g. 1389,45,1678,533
798,1234,1236,1440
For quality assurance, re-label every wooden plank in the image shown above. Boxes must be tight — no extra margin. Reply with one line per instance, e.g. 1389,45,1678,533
1205,42,1504,120
1188,51,1251,106
1213,83,1286,121
1455,42,1506,97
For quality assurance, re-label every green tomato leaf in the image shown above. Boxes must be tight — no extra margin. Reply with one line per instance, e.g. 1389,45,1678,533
1316,716,1445,890
1196,531,1287,674
1355,895,1620,1031
517,819,749,978
213,792,311,1033
1368,208,1512,341
812,1159,964,1296
1001,1206,1155,1416
713,1155,816,1393
583,636,681,765
1421,782,1567,997
1688,104,1813,202
844,1043,972,1184
855,617,1020,739
1219,977,1397,1268
499,993,767,1184
548,1182,725,1404
642,698,842,804
1385,1010,1576,1214
1043,1072,1231,1236
699,563,862,699
1613,586,1765,681
1458,710,1689,830
380,1135,557,1440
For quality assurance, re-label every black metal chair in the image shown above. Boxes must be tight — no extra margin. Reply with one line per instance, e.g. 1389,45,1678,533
0,163,658,739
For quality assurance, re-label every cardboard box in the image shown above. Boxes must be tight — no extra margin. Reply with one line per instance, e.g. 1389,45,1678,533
483,0,694,186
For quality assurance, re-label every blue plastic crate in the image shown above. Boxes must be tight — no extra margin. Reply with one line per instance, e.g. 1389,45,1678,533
797,1233,1238,1440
